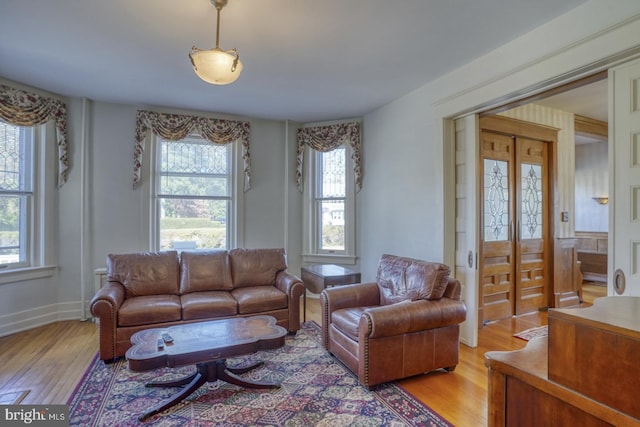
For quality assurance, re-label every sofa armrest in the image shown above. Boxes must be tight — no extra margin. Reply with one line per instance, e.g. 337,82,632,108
361,298,467,339
90,281,125,361
275,270,305,332
320,282,380,349
90,281,125,317
275,270,302,296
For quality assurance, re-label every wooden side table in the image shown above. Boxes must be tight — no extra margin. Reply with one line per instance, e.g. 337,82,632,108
301,264,361,321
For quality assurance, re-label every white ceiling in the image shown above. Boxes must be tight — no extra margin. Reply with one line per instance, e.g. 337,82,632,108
1,0,589,122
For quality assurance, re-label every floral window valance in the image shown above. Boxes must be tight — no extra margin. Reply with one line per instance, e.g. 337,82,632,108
134,110,251,191
0,84,69,187
296,121,362,192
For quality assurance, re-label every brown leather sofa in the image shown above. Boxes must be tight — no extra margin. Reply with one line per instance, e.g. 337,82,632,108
320,254,467,388
90,248,304,361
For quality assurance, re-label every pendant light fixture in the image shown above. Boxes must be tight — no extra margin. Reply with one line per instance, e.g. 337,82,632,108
189,0,243,85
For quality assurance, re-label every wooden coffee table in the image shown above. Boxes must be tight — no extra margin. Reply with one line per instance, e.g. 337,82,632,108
125,315,287,421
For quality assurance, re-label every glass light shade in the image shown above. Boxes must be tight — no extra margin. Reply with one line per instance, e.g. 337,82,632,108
190,48,243,85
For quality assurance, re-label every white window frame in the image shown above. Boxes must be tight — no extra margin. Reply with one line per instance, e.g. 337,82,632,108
303,143,356,265
147,133,244,251
0,121,58,284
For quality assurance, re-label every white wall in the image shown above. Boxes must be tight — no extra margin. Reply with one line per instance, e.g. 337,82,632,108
359,89,444,281
575,142,609,232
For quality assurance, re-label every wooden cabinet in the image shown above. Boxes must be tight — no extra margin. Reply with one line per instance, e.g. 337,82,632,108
485,297,640,426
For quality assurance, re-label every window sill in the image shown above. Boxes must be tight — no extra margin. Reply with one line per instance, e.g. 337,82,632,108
302,253,357,265
0,265,58,285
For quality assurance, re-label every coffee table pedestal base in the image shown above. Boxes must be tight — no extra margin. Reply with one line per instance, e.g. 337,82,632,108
139,359,279,421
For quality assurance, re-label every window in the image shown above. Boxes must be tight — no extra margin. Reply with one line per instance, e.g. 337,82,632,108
304,145,356,263
316,148,346,252
0,121,32,267
152,134,238,251
0,120,56,281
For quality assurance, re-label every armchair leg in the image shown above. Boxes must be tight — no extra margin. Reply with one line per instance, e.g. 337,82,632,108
445,366,457,372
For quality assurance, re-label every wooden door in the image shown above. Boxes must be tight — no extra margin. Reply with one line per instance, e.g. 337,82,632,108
480,130,515,322
479,116,552,323
610,58,640,296
515,137,548,315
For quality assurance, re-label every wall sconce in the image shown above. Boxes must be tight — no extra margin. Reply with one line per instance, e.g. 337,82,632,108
592,197,609,205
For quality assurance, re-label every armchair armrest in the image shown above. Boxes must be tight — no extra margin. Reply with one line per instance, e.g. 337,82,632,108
321,282,380,312
361,298,467,339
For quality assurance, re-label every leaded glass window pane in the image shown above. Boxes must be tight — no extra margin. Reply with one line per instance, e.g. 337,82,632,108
0,121,31,266
315,147,346,252
157,136,231,250
521,163,543,239
484,159,509,241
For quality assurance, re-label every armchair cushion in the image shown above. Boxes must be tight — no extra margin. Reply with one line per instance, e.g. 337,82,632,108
331,306,377,341
376,254,450,305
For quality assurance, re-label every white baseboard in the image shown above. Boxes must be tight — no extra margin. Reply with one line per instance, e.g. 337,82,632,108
0,301,88,337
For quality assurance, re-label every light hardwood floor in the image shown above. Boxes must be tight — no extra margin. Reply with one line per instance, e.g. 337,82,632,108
0,290,605,426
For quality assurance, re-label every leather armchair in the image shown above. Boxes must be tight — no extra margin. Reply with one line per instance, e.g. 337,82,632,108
320,254,467,388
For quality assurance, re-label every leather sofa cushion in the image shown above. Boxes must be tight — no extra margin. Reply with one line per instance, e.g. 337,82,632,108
230,248,287,288
118,294,181,326
376,254,450,304
107,251,179,298
180,250,233,293
331,306,377,342
232,286,287,314
181,291,238,320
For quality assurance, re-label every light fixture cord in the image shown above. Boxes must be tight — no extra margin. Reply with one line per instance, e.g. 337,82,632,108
215,5,222,49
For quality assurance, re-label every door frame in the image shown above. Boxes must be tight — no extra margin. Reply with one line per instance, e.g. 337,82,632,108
442,44,640,345
478,115,557,322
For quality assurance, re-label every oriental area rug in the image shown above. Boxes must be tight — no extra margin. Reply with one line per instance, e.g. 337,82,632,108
68,322,452,426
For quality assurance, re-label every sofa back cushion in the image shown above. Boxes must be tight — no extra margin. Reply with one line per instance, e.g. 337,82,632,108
376,254,450,305
179,250,233,293
229,248,287,288
107,251,179,298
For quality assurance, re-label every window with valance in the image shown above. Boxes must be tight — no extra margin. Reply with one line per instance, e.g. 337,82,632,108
297,121,360,264
0,84,69,187
296,121,362,192
133,110,251,191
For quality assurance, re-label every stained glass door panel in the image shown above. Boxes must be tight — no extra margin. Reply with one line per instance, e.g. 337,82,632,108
515,138,547,316
479,131,515,323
